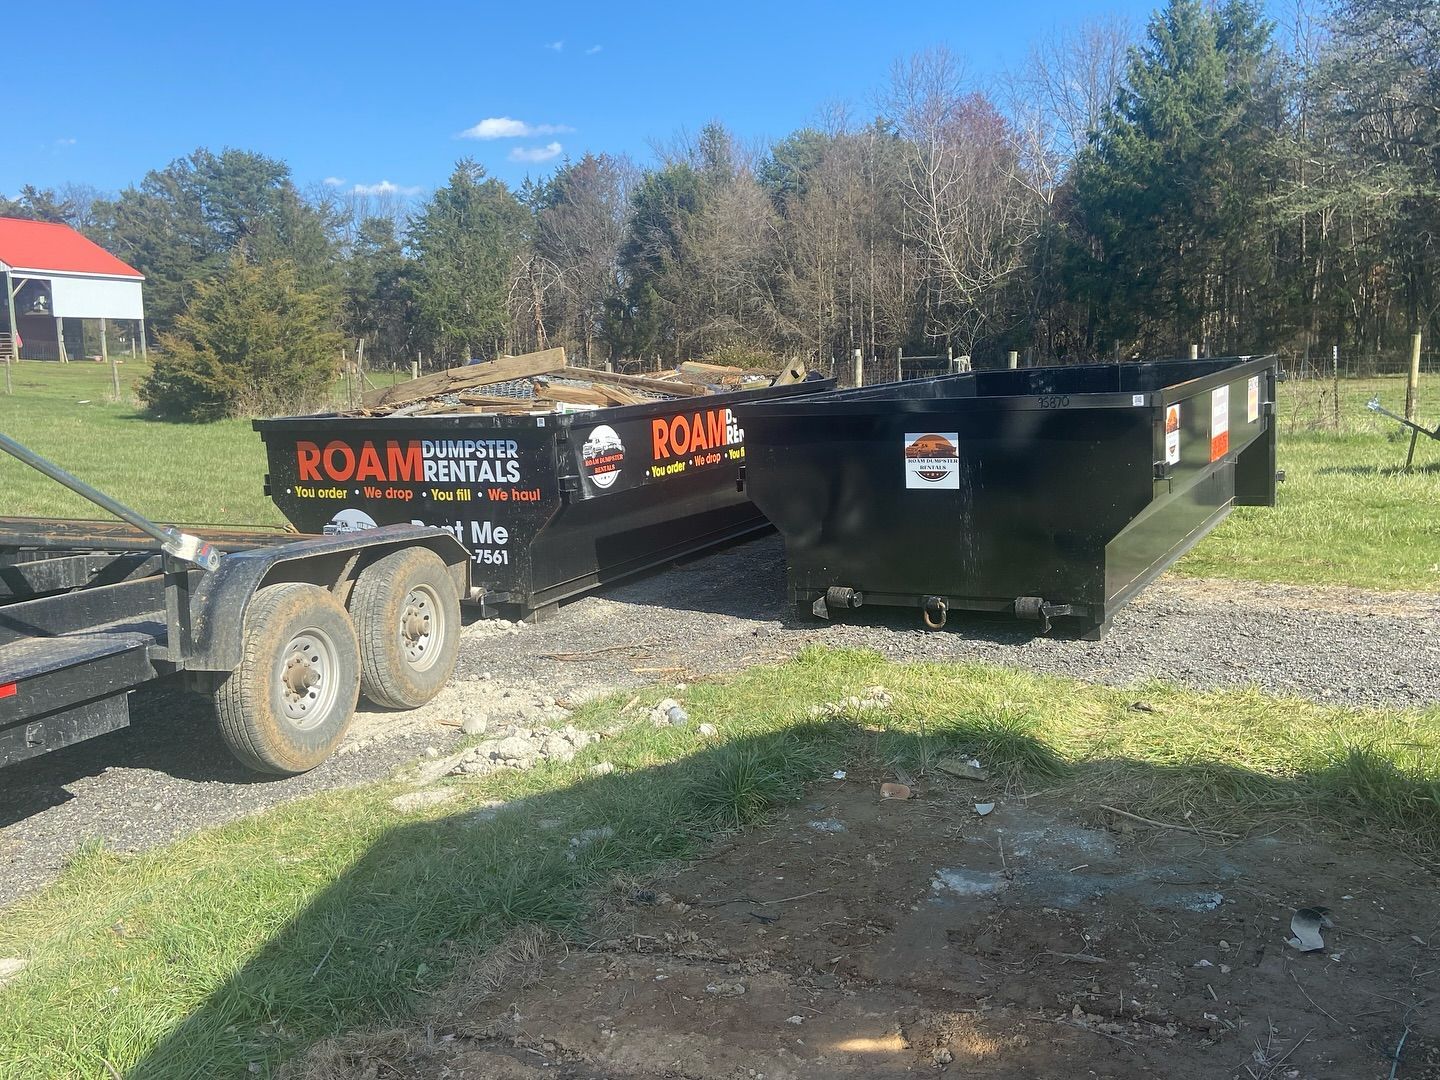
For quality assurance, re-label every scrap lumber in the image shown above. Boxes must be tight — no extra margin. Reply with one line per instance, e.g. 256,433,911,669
678,360,777,382
362,347,566,410
562,366,710,398
539,383,613,407
772,360,807,386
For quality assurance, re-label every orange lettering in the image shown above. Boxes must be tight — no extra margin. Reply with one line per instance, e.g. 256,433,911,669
296,441,321,482
652,418,669,461
355,443,385,481
672,415,691,455
387,440,422,482
689,412,710,451
706,409,724,448
323,441,356,481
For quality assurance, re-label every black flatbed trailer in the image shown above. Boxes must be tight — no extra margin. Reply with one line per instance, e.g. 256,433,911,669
0,434,470,773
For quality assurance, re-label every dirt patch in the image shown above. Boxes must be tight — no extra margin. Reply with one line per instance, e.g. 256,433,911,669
1157,575,1440,621
298,775,1440,1079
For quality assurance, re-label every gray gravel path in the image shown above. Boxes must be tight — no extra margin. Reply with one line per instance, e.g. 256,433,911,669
3,533,1436,907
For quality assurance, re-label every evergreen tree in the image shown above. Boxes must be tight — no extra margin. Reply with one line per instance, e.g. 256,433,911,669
1068,0,1283,354
409,160,529,361
140,254,342,421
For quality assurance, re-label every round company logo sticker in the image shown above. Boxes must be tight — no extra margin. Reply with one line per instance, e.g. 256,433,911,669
581,425,626,490
323,508,378,535
903,432,960,489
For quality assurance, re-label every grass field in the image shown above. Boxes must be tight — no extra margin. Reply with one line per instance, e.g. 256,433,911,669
0,647,1436,1077
0,361,284,527
3,360,1435,589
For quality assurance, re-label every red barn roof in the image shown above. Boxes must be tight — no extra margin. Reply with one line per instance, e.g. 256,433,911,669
0,217,143,279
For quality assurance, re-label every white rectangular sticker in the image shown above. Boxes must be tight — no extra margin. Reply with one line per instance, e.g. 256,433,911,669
1210,386,1230,461
1165,405,1181,465
1132,394,1145,407
1247,376,1260,423
904,432,960,489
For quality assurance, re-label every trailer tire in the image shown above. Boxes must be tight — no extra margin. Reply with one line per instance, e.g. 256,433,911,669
213,583,361,775
350,547,461,709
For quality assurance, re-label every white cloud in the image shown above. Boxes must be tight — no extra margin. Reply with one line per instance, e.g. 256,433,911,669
545,40,564,51
508,142,563,164
55,137,77,146
585,44,602,54
322,176,347,186
458,117,574,140
352,180,421,196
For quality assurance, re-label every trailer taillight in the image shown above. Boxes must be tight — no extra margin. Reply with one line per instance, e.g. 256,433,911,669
0,683,15,700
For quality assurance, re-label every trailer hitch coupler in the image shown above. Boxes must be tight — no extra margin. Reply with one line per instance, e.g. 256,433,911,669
813,586,863,620
921,595,948,630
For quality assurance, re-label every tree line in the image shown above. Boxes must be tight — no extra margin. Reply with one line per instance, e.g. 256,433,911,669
4,0,1436,416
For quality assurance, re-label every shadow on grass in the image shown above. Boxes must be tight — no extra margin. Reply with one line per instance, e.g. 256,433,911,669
1317,460,1440,477
114,705,1440,1078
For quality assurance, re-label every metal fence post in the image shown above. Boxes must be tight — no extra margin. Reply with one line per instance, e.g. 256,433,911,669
1007,351,1018,369
853,348,863,388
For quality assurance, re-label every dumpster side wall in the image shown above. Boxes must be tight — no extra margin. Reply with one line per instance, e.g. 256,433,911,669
257,419,560,606
1103,365,1277,614
740,405,1154,617
255,380,833,615
737,357,1277,634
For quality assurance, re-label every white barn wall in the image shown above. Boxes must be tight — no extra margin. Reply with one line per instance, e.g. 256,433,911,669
46,273,145,320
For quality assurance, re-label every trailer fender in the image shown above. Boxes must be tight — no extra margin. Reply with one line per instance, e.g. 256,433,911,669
184,525,469,673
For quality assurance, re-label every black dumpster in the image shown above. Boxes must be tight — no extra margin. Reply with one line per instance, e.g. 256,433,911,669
256,379,831,617
733,356,1278,638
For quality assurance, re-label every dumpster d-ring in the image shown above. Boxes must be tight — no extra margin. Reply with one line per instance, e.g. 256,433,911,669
921,595,948,630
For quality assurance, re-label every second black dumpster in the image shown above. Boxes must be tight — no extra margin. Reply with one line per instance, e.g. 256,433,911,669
733,356,1278,638
256,378,831,620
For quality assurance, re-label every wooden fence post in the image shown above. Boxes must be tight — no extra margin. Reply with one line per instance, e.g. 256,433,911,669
1405,331,1423,422
853,348,863,388
102,318,120,400
1007,351,1018,369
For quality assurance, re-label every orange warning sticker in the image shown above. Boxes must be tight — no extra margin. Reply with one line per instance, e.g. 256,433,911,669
1165,404,1181,465
1210,386,1230,461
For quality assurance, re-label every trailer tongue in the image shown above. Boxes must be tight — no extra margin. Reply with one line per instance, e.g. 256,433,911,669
0,435,469,773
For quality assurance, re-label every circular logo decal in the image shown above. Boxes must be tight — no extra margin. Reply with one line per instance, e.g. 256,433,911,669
323,508,378,535
904,433,960,484
581,425,625,490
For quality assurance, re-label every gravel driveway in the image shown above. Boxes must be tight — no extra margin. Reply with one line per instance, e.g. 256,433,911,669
2,533,1436,907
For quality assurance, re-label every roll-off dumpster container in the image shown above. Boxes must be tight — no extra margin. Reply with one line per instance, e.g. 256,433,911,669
256,379,831,619
733,356,1278,637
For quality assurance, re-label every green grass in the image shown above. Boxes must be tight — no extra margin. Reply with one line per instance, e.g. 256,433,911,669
0,648,1436,1078
0,361,283,526
1179,375,1440,590
0,362,406,526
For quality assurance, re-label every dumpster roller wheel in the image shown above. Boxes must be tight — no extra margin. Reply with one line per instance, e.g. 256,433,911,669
350,547,462,709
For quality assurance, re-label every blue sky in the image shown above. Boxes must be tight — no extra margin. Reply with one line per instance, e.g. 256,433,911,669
8,0,1169,200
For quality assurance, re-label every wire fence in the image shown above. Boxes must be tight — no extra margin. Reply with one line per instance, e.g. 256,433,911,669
1272,349,1431,437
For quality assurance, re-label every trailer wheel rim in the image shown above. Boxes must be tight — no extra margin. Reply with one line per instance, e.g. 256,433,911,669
276,629,340,728
400,583,444,672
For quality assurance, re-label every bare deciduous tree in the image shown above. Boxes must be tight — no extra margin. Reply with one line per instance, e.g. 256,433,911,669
888,49,1045,353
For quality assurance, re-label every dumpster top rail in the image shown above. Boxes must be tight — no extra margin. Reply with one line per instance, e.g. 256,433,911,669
760,356,1276,414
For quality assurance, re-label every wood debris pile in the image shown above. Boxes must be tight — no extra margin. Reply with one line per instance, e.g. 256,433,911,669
347,348,806,417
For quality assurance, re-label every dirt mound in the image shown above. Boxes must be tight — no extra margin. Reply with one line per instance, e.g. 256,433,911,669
294,776,1438,1079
